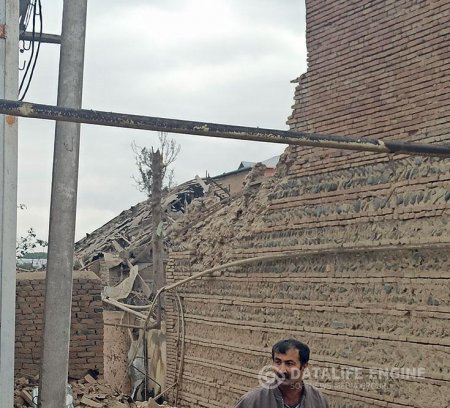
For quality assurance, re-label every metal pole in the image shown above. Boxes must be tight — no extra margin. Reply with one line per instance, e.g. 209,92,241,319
0,100,449,157
0,0,19,406
20,31,61,44
38,1,87,407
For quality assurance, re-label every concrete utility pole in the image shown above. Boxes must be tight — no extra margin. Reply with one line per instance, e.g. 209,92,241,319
38,1,87,407
0,0,19,406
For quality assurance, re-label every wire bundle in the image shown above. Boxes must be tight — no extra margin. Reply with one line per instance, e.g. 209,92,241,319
19,0,43,100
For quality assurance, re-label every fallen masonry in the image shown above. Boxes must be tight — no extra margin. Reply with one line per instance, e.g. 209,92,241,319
14,374,177,408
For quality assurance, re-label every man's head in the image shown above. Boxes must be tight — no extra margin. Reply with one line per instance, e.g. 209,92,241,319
271,339,310,387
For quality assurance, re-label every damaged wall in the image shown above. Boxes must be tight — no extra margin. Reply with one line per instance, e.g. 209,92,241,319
166,247,449,407
103,311,131,393
15,270,104,378
165,0,450,407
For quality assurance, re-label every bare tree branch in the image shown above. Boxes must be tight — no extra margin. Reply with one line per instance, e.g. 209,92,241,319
131,132,181,197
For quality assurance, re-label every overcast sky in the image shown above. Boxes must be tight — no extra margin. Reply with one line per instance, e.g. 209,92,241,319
17,0,307,243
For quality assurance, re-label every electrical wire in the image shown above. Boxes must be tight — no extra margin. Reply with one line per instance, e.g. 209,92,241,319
19,1,37,80
20,0,42,99
174,291,185,405
144,292,185,404
123,254,309,404
19,0,43,101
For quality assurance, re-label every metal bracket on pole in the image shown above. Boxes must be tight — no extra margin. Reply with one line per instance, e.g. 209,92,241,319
20,31,61,44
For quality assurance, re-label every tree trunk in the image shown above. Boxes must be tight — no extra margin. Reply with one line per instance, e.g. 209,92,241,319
151,150,164,324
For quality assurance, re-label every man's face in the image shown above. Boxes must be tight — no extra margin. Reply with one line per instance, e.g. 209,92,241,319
272,347,305,387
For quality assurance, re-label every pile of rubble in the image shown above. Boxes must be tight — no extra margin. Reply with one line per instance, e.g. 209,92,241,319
74,177,211,267
14,374,176,408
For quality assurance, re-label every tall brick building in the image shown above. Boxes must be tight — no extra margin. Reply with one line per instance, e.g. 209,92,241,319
165,1,450,407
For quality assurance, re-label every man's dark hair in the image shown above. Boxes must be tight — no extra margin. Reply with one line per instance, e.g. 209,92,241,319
271,339,310,366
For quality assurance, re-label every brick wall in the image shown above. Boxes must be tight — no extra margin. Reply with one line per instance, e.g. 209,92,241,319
15,270,104,378
165,1,450,407
166,247,449,407
288,0,450,163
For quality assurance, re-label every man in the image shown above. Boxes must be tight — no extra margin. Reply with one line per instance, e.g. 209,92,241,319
235,339,328,408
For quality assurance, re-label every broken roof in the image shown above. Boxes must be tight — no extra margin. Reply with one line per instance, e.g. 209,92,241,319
74,155,279,267
238,155,280,170
74,177,209,265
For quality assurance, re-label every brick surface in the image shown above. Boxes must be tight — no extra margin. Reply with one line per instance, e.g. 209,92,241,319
15,270,104,378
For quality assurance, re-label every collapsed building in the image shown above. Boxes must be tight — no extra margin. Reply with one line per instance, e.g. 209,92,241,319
14,160,278,407
70,159,279,402
74,158,279,284
15,1,450,407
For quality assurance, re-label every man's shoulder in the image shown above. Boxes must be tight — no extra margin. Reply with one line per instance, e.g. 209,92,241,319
235,384,277,407
304,383,328,407
304,382,324,395
240,384,274,400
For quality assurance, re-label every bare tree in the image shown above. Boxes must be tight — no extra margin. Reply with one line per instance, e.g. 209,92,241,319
132,132,181,197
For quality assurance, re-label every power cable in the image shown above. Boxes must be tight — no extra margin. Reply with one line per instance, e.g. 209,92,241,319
19,0,43,100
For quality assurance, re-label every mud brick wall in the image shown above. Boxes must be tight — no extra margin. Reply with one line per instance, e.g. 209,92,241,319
166,1,450,407
287,0,450,165
166,246,450,408
15,270,104,378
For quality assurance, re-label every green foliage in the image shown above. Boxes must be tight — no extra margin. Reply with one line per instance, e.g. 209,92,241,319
16,227,48,259
16,205,48,260
20,251,47,259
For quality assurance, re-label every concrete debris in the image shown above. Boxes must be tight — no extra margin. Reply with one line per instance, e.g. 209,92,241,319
14,375,177,408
